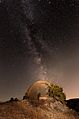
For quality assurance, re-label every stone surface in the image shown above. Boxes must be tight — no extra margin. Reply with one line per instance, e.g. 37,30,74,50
0,99,79,119
26,80,50,100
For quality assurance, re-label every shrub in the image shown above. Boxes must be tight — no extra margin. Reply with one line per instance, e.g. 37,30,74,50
10,97,14,102
15,98,19,101
23,92,29,100
48,83,66,104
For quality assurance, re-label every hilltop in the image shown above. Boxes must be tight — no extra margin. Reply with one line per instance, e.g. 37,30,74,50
0,99,79,119
0,80,79,119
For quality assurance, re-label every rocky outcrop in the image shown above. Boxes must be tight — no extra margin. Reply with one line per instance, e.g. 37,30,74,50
0,99,79,119
0,80,79,119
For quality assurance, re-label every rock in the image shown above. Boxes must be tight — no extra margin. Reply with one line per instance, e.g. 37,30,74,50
0,99,79,119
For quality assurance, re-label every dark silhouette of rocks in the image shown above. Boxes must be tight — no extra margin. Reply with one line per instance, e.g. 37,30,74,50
67,98,79,112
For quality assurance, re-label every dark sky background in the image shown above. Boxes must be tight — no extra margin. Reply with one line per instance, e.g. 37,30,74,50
0,0,79,101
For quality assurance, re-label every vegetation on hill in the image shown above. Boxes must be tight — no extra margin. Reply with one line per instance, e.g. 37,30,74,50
0,99,79,119
23,81,66,104
0,80,79,119
48,83,66,104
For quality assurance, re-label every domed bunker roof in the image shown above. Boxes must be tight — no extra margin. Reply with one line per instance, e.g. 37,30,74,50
26,80,51,100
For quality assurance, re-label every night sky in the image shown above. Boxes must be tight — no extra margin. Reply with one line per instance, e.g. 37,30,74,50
0,0,79,101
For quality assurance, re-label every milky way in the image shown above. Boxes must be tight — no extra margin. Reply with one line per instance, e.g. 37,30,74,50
0,0,79,101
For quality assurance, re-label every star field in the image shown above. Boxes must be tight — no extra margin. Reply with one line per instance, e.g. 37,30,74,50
0,0,79,100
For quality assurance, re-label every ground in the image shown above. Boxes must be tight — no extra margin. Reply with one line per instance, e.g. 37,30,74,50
0,99,79,119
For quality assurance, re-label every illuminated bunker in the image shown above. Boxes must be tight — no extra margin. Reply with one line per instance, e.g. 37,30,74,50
25,80,51,100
